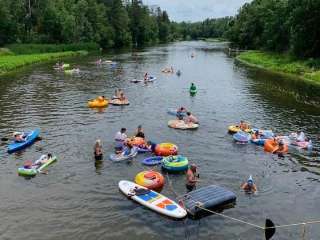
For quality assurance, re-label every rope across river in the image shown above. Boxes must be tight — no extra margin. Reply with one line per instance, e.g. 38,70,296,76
165,172,320,239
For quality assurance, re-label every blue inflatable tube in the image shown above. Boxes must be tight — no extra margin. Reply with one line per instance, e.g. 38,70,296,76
251,138,266,146
233,131,251,143
167,108,187,117
137,147,151,153
8,129,40,154
142,156,163,166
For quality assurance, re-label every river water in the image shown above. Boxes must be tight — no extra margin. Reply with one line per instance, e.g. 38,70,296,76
0,41,320,240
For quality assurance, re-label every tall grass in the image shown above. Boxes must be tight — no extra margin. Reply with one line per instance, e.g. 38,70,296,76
0,51,87,75
7,43,99,55
237,51,320,83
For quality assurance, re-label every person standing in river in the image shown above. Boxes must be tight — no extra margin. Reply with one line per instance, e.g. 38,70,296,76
186,164,199,192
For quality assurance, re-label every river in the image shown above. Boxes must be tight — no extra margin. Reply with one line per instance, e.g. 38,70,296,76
0,41,320,240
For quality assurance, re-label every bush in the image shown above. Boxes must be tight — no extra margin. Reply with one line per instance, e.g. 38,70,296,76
6,43,99,55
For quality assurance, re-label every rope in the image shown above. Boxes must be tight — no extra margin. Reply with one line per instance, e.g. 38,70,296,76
165,172,320,236
179,191,320,233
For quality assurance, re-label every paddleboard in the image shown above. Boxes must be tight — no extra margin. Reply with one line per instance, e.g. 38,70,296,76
119,180,187,219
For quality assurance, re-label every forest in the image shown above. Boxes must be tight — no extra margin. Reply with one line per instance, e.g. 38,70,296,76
0,0,173,48
226,0,320,59
1,0,319,61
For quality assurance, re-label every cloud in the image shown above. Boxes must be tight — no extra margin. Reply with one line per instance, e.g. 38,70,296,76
143,0,252,22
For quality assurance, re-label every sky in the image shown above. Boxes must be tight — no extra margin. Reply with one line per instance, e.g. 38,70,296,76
143,0,252,22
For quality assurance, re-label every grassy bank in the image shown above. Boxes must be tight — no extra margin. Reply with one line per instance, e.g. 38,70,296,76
236,51,320,83
0,51,87,75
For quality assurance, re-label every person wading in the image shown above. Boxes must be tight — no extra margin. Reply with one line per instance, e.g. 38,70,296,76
186,164,199,192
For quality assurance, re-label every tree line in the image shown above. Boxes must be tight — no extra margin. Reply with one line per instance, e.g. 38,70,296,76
174,0,320,60
0,0,172,48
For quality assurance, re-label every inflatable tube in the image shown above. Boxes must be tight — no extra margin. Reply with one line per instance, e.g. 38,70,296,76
264,139,288,154
137,147,151,153
127,137,145,146
17,167,37,177
168,120,199,130
110,99,130,105
18,156,57,177
135,170,165,191
251,138,266,146
8,129,40,154
64,69,79,74
291,141,312,149
162,155,188,172
88,99,108,108
228,125,252,134
130,79,142,83
167,108,187,117
142,156,163,166
190,89,197,95
155,143,178,156
233,131,252,143
109,148,138,162
146,76,156,82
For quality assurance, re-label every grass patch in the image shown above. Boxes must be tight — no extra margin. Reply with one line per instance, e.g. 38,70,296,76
237,51,320,83
6,43,99,55
0,51,87,75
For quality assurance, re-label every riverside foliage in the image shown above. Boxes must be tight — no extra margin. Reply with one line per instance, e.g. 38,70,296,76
0,0,172,48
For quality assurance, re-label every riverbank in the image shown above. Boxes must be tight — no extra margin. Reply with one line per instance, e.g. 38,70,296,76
0,51,88,75
236,51,320,84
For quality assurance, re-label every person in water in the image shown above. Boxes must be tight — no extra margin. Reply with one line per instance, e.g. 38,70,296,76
13,132,26,142
176,107,187,120
190,83,196,91
297,131,306,142
274,140,286,157
94,139,103,160
241,176,257,193
239,120,249,131
252,130,261,140
185,112,199,124
186,164,199,192
146,141,157,152
114,128,127,152
34,153,53,166
97,96,106,102
135,125,145,139
119,92,127,101
170,66,174,73
122,142,134,156
144,72,148,81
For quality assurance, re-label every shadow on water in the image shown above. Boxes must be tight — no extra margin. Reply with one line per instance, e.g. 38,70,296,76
235,60,320,108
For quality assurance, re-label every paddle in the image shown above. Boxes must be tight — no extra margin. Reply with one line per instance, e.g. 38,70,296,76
265,219,276,240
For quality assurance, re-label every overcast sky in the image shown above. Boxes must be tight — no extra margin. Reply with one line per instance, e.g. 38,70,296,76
143,0,252,22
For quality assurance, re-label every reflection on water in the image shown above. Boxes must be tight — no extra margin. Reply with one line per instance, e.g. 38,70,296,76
0,41,319,240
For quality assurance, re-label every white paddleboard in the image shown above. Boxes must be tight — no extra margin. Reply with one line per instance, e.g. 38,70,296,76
119,180,187,219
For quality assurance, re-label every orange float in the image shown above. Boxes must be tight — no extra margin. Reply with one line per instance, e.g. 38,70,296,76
134,170,165,192
155,143,178,156
127,137,145,146
264,139,288,154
